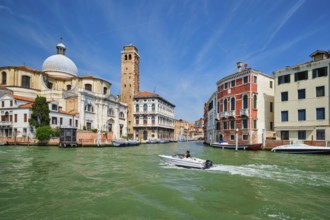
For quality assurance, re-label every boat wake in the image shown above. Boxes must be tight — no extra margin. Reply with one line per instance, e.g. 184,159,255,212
160,163,330,187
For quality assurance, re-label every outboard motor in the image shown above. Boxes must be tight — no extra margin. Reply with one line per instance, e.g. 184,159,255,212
205,160,213,169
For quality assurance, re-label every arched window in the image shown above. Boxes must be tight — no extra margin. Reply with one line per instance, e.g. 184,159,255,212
21,75,30,88
136,104,139,112
85,104,94,112
231,97,235,111
129,54,132,60
152,103,155,112
243,95,248,109
1,72,6,84
85,84,92,91
143,104,147,112
143,116,147,124
135,116,139,125
124,55,127,60
108,108,114,116
224,99,228,112
253,94,257,109
66,84,72,90
119,112,125,119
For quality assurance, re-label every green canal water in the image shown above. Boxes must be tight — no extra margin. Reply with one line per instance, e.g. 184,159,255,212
0,142,329,220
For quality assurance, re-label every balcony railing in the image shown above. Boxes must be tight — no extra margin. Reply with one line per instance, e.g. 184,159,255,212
0,121,13,126
220,112,228,118
240,109,249,116
227,110,235,118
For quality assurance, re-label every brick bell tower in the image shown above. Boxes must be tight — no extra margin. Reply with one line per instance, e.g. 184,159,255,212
120,44,140,138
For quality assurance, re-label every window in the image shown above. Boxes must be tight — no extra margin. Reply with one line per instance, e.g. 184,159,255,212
298,131,306,140
47,82,53,89
22,76,31,88
270,122,273,130
278,74,290,85
230,120,235,130
119,112,125,119
243,95,248,109
270,81,273,88
254,76,257,83
312,67,328,78
231,80,235,87
281,131,289,140
316,108,325,120
253,94,257,109
152,116,155,125
316,130,325,140
243,76,248,84
75,120,78,127
2,71,7,84
66,84,72,90
270,102,273,112
242,119,248,129
108,108,114,116
143,116,147,125
60,118,63,125
230,135,235,140
223,121,227,130
85,104,94,112
86,122,92,130
224,83,228,89
143,104,148,112
135,117,139,125
294,71,308,81
10,101,13,107
14,114,17,122
281,92,288,101
224,99,228,112
281,111,288,122
230,97,235,111
85,84,92,91
52,104,57,111
254,120,257,129
24,113,27,122
243,135,248,140
1,101,4,107
298,89,306,100
52,117,57,125
108,124,112,132
135,104,139,112
103,87,107,95
298,109,306,121
316,86,325,97
152,104,155,112
208,101,213,111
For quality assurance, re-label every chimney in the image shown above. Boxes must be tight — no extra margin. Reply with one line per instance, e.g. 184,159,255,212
236,61,243,71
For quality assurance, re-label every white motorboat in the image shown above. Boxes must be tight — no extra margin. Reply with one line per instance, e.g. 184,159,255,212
158,154,213,169
271,143,330,154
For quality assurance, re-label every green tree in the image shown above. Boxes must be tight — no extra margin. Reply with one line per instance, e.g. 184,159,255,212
35,125,52,141
29,96,50,128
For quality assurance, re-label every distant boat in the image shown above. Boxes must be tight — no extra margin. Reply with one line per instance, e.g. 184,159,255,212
211,142,262,150
0,142,7,146
112,139,140,147
271,143,330,154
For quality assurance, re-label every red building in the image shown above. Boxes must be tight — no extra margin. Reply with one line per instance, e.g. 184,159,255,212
216,62,274,145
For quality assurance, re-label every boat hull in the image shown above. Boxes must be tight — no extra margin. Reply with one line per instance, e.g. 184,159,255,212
112,140,140,147
211,143,262,150
159,155,212,169
271,144,330,154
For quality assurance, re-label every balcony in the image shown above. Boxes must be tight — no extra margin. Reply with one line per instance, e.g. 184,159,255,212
0,121,13,126
227,110,235,118
240,109,249,117
220,112,228,118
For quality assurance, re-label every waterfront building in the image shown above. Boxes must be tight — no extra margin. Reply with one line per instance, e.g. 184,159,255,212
273,50,330,142
0,42,127,139
133,91,175,141
174,119,190,141
205,92,217,144
120,45,140,138
216,62,274,144
193,118,204,140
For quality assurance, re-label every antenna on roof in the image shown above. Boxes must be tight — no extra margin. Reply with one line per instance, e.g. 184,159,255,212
153,87,157,93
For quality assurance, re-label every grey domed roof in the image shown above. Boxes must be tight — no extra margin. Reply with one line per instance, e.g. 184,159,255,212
42,54,78,77
42,42,78,77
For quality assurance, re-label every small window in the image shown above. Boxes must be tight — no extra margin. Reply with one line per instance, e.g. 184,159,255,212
294,71,308,81
135,117,139,125
85,84,92,91
52,104,57,111
316,130,325,140
253,94,257,109
224,83,228,89
223,121,227,130
60,118,63,125
86,122,92,130
223,99,228,111
270,81,273,88
103,87,107,95
270,122,273,130
152,103,156,111
316,86,325,97
85,104,94,113
316,108,325,120
242,119,248,129
281,92,288,101
312,67,328,78
22,76,31,88
66,84,72,90
230,135,235,140
52,117,57,125
230,97,235,111
278,74,290,85
298,89,306,100
243,95,248,109
281,131,289,140
254,120,257,129
243,135,248,140
230,120,235,130
298,109,306,121
298,131,306,140
2,71,7,84
270,102,273,112
243,76,249,84
69,119,72,126
24,113,27,122
231,80,235,87
254,76,257,83
281,111,289,122
135,104,139,112
143,104,148,112
143,116,147,124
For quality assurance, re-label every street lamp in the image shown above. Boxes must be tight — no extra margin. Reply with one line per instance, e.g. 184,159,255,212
235,128,239,151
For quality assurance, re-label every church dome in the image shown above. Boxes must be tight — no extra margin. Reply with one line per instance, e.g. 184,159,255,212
42,42,78,78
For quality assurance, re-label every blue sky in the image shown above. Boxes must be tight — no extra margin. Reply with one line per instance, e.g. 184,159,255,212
0,0,329,122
